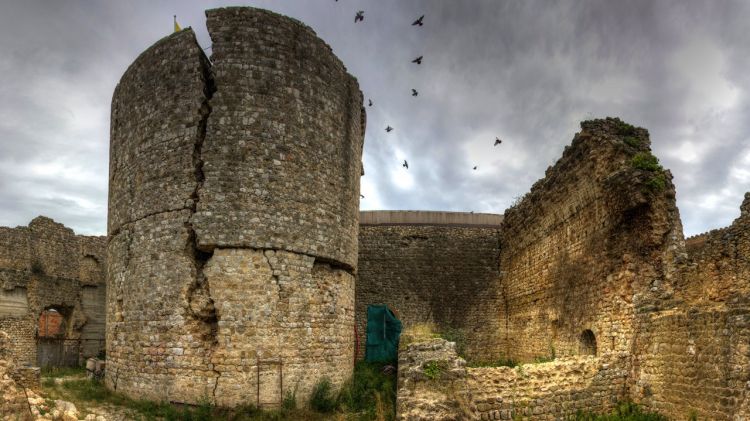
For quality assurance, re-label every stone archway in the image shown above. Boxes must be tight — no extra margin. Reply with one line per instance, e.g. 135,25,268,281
580,329,597,356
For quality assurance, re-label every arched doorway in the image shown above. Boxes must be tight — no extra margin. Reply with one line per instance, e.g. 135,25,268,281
580,329,597,356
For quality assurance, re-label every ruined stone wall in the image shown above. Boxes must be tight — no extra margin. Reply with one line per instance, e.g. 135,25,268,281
357,211,503,362
629,194,750,420
677,193,750,304
499,118,683,363
0,217,106,365
396,337,627,420
467,357,628,419
106,6,364,407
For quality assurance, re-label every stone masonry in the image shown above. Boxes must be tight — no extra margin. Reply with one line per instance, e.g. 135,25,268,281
357,211,503,362
387,119,750,420
0,217,106,366
1,5,747,418
106,7,364,407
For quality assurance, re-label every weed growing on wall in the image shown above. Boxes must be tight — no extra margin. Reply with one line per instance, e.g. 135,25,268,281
630,152,667,193
631,152,662,172
623,136,641,148
423,361,447,380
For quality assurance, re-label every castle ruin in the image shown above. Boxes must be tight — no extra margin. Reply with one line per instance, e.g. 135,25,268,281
0,5,748,420
0,217,106,367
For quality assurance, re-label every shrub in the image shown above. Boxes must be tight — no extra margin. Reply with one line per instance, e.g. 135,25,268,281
309,378,337,413
623,136,640,148
338,361,396,420
631,152,662,172
615,120,637,136
645,173,666,192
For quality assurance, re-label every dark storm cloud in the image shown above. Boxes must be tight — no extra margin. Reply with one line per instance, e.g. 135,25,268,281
0,0,748,236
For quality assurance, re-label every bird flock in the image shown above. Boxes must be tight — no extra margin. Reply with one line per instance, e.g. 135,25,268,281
350,7,503,200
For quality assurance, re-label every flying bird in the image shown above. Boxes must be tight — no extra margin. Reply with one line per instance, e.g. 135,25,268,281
386,126,393,132
412,56,423,65
473,166,478,170
360,194,365,199
368,99,373,107
403,160,409,169
412,15,424,26
355,11,364,22
494,137,502,146
411,89,418,97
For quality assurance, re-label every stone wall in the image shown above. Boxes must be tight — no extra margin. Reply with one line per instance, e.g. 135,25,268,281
396,337,627,420
0,217,106,365
498,118,683,362
357,211,502,362
630,194,750,420
106,6,364,407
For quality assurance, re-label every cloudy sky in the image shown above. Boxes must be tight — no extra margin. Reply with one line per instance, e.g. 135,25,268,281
0,0,748,237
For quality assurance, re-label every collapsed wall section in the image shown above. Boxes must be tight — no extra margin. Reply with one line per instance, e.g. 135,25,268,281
106,7,363,407
357,211,503,362
499,118,683,362
0,217,106,365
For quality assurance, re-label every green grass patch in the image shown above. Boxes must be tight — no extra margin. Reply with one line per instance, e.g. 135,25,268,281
43,363,399,421
40,366,86,378
571,401,668,421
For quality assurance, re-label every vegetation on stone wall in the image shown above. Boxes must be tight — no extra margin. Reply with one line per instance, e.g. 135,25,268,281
630,152,667,192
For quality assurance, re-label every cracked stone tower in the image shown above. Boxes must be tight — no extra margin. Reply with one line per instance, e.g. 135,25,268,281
106,7,364,406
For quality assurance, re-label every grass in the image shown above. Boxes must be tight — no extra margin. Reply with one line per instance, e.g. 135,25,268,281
41,366,86,378
571,402,668,421
41,361,398,421
337,361,397,420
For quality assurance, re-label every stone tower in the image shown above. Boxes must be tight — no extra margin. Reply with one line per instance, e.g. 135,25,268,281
106,7,364,406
